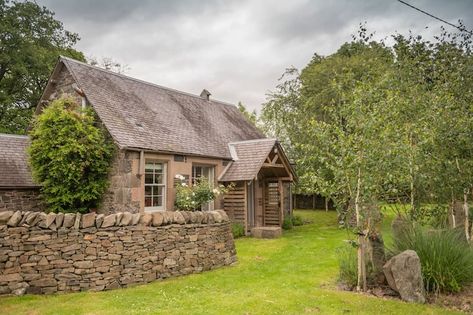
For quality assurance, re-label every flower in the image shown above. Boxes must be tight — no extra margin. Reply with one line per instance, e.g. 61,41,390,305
174,174,185,181
181,183,187,187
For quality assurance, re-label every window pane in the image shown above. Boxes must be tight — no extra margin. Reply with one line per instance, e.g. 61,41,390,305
145,185,152,195
155,186,164,196
145,173,153,184
145,197,152,207
153,196,163,207
154,173,163,184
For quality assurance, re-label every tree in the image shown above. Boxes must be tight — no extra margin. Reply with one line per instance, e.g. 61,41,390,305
0,0,85,134
28,98,114,213
237,101,258,126
88,56,130,74
262,24,473,289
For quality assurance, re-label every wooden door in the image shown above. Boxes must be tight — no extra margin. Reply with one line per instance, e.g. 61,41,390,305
264,181,280,226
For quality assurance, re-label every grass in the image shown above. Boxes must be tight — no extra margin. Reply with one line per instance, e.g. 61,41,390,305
0,210,460,315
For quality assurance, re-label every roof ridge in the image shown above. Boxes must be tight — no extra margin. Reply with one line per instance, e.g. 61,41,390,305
59,56,239,108
228,138,275,145
0,133,29,139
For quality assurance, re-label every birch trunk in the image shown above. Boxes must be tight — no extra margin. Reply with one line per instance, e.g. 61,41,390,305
355,167,366,291
464,191,470,243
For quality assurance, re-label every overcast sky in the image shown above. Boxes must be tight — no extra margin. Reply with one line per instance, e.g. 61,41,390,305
38,0,473,112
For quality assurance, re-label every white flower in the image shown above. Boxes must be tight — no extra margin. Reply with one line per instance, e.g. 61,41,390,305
181,183,187,187
174,174,185,180
192,192,195,196
213,188,220,195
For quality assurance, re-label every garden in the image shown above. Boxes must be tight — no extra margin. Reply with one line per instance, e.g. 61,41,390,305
0,210,463,315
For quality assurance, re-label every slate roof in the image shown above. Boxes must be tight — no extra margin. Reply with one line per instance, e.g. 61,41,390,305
0,134,38,188
56,57,265,159
218,138,278,182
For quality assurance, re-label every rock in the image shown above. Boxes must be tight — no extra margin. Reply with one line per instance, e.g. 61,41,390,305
173,212,185,224
152,212,164,226
36,212,47,228
18,211,30,226
74,261,93,269
115,213,123,225
201,212,208,224
96,214,104,228
120,212,132,226
25,212,38,226
189,211,198,223
160,212,171,225
7,211,22,227
45,213,56,228
81,213,96,228
55,213,64,228
0,211,13,225
73,213,81,229
211,211,223,223
180,211,191,223
383,250,425,303
140,213,152,226
131,213,140,225
215,210,229,222
195,211,204,224
105,280,120,290
63,214,75,228
102,214,116,228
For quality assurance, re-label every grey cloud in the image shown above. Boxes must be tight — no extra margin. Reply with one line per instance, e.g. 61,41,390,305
37,0,473,112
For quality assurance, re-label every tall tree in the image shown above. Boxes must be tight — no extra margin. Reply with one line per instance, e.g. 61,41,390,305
0,0,85,134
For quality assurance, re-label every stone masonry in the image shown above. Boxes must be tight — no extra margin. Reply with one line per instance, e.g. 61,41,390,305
0,210,236,295
0,189,43,213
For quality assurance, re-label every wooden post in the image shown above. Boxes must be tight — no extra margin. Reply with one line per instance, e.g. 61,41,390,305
244,181,248,234
279,179,284,226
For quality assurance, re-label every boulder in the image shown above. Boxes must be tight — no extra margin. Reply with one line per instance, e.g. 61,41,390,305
102,214,116,228
81,213,96,228
36,212,48,228
0,211,13,225
152,212,163,226
7,211,22,227
383,250,425,303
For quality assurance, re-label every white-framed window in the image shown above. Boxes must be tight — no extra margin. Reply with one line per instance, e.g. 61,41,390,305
192,164,215,211
145,161,167,211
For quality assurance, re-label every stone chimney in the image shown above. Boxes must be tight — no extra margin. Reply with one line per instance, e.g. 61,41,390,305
200,89,211,101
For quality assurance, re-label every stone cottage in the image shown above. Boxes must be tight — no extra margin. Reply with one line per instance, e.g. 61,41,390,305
0,57,295,234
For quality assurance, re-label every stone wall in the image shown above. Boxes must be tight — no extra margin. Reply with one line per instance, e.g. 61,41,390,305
0,210,236,295
100,150,141,214
0,189,43,213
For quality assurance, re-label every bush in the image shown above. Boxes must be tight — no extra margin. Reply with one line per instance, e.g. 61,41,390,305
292,214,304,226
389,224,473,293
231,223,245,238
29,98,114,213
174,177,231,211
282,215,293,230
410,204,449,228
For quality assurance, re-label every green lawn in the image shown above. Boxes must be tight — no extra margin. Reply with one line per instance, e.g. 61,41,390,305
0,210,459,315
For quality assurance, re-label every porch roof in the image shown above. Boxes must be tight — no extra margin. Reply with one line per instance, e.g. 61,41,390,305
218,138,294,182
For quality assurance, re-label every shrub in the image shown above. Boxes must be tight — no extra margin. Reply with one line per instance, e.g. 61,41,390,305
29,98,114,213
410,204,449,228
282,215,293,230
389,224,473,293
174,177,231,211
292,214,304,226
231,223,245,238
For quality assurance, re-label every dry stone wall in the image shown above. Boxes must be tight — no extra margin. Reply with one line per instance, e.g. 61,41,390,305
0,210,236,295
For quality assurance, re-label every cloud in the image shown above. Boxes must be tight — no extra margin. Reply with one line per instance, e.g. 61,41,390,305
38,0,473,112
